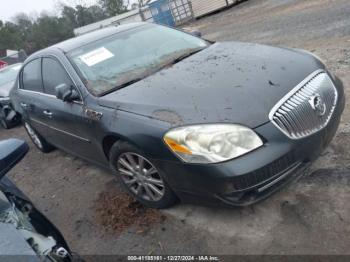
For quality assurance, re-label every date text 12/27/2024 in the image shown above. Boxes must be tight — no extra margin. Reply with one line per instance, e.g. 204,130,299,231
127,256,220,261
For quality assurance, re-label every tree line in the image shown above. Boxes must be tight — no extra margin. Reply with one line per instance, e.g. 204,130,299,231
0,0,151,56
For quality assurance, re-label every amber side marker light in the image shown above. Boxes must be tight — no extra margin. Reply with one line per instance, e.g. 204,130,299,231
164,137,192,155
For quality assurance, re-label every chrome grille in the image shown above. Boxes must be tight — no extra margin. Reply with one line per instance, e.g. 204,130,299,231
269,70,338,139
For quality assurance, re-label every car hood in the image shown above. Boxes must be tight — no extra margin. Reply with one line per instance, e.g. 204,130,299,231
98,42,325,128
0,81,15,97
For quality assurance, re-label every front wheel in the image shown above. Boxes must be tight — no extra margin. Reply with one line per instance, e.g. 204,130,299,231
24,122,55,153
109,141,178,209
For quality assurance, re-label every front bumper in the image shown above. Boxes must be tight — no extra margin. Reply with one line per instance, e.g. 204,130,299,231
154,77,345,207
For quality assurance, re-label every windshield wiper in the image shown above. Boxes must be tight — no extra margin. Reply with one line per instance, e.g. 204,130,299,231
100,78,142,96
116,78,142,89
99,48,205,96
170,48,204,65
154,48,205,73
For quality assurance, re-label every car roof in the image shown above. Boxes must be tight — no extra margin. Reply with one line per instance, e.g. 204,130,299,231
43,22,147,55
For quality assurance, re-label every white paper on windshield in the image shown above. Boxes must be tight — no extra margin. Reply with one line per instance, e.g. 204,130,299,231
79,47,114,66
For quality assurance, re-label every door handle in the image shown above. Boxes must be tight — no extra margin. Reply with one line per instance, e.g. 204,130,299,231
20,102,28,109
43,110,53,117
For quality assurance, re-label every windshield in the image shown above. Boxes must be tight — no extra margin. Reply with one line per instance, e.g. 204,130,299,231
68,24,208,96
0,63,22,86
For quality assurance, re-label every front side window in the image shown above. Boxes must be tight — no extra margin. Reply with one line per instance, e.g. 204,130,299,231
68,23,208,96
42,58,74,96
21,59,43,92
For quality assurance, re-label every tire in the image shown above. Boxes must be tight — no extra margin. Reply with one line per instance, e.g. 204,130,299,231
23,121,55,153
109,141,178,209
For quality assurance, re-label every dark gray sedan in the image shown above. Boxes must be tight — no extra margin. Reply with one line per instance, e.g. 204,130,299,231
10,22,345,208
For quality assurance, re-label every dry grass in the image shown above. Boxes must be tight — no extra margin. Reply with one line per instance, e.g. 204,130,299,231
95,187,166,234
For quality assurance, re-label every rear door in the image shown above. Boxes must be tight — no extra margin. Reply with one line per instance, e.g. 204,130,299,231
17,58,50,136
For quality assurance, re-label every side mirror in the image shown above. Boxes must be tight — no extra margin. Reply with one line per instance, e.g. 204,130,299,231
190,30,202,38
55,84,80,102
0,139,29,179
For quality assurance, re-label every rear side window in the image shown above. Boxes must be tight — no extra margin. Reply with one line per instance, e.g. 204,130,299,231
42,58,74,96
21,59,43,92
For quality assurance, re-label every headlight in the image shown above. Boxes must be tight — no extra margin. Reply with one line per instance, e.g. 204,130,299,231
164,124,263,164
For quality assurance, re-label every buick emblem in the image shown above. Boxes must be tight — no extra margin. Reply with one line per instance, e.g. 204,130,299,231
309,94,326,116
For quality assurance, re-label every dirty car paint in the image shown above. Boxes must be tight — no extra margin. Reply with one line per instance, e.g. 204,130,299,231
98,42,325,128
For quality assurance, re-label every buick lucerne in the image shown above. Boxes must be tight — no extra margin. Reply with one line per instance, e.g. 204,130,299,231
10,23,345,208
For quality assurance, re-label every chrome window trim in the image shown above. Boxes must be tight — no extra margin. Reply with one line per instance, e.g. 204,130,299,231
268,69,338,140
17,54,85,105
17,85,83,105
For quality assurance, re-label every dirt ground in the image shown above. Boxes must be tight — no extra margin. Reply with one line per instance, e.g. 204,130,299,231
1,0,349,256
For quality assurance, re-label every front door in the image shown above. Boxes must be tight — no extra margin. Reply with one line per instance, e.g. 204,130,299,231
37,57,105,163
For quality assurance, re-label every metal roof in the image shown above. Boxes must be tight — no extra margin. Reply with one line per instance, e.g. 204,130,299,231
73,8,142,36
35,22,147,55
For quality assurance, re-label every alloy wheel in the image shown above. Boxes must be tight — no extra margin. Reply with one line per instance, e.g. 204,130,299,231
117,152,165,202
24,123,43,149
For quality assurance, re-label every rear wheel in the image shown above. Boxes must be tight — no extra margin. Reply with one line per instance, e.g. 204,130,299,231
109,141,178,209
24,122,55,153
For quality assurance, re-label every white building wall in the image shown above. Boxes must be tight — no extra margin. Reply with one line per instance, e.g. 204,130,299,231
117,14,143,25
191,0,227,18
191,0,241,18
74,9,143,36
